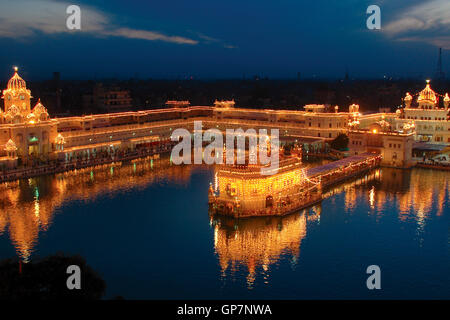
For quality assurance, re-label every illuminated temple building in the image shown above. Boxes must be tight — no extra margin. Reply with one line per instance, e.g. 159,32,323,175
208,151,322,217
0,68,449,171
395,80,450,143
347,81,449,167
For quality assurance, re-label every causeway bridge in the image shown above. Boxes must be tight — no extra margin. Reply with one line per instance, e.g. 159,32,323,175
306,152,382,188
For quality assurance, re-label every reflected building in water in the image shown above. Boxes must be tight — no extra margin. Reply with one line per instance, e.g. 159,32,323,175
0,156,448,282
341,167,448,247
209,166,449,288
341,168,448,219
0,156,195,261
210,210,316,289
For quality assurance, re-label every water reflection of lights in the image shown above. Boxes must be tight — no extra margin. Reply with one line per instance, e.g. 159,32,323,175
210,207,320,289
341,168,447,243
322,169,382,203
209,166,448,289
34,187,40,220
0,156,195,261
208,169,386,288
369,186,375,209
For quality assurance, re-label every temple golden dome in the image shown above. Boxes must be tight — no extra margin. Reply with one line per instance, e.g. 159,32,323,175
7,67,27,91
417,80,437,104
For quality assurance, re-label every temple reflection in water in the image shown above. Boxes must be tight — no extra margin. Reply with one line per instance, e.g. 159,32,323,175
209,167,449,288
0,160,448,282
0,155,195,261
339,168,448,218
210,207,318,289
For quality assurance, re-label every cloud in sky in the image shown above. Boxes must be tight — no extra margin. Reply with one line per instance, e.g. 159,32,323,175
0,0,207,45
192,32,237,49
384,0,450,49
103,28,198,45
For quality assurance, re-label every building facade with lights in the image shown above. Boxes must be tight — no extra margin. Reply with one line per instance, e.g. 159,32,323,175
0,68,58,168
395,81,450,143
348,128,415,168
209,155,322,218
0,69,448,171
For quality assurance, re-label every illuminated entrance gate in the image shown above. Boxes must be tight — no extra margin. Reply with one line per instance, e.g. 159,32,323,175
28,136,39,158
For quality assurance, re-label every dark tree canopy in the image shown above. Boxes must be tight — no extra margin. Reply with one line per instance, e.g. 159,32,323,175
330,133,349,151
0,253,106,300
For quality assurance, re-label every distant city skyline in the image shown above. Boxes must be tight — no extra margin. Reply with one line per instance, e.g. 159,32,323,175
0,0,449,80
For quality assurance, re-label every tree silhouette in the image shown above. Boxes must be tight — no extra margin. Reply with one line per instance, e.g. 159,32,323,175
330,133,349,151
0,253,106,300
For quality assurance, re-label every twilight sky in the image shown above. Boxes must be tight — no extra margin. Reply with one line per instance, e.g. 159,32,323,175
0,0,448,80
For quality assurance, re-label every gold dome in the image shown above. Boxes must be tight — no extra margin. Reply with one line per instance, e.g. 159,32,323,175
417,81,437,104
444,93,449,102
7,67,27,91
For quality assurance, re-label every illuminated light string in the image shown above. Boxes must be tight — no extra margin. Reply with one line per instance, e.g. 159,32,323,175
212,158,380,203
219,185,321,203
216,157,380,181
220,168,378,205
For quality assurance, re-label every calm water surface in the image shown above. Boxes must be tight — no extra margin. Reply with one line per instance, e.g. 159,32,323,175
0,157,448,299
